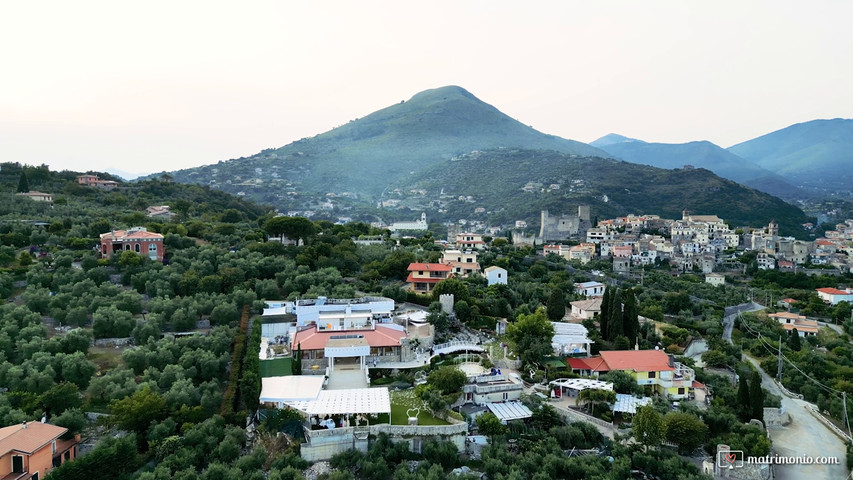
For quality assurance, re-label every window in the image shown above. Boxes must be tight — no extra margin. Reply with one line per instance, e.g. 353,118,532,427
648,372,656,379
12,455,23,473
134,243,140,253
52,440,56,454
678,388,685,395
503,392,509,400
124,244,131,250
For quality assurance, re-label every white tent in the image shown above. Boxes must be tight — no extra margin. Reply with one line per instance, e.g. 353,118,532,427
549,378,613,392
306,388,391,416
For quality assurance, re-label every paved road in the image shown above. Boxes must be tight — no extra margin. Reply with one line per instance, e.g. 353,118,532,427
744,355,849,480
722,302,765,345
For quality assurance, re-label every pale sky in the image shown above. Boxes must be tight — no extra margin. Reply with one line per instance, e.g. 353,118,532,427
1,1,851,177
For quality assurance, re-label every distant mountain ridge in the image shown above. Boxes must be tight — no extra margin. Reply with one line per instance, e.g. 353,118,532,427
727,118,853,193
591,137,807,200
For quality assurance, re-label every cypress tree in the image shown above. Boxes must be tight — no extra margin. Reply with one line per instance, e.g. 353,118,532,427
750,370,764,423
547,288,566,321
607,287,623,341
736,374,751,421
622,289,640,345
599,288,611,340
17,170,29,193
788,329,802,351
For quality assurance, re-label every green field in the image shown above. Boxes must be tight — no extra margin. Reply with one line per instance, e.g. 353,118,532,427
260,358,292,378
389,390,450,426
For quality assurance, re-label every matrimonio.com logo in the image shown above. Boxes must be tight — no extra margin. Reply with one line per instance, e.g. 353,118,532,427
716,446,840,468
717,448,744,469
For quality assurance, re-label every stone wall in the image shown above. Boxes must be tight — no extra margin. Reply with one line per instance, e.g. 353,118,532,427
763,407,791,427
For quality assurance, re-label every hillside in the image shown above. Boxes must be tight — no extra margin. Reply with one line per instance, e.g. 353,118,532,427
0,162,271,224
592,138,806,201
728,118,853,193
151,86,610,207
396,149,812,237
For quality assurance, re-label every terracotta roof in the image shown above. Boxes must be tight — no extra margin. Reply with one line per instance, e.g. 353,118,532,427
769,312,807,320
570,298,602,312
567,357,610,372
781,298,798,304
599,350,674,372
291,324,406,351
783,322,819,333
407,263,452,272
692,380,706,389
817,288,852,295
0,422,67,456
100,229,164,241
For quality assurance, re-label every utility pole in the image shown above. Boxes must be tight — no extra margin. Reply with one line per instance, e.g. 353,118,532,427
777,335,783,382
844,391,851,440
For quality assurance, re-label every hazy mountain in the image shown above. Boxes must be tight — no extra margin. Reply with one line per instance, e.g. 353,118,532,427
151,85,610,201
146,85,814,234
397,148,811,237
589,133,645,148
594,138,760,183
728,118,853,193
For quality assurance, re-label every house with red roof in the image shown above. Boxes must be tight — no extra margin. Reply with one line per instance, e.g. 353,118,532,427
567,349,696,399
816,287,853,305
291,323,409,373
406,263,452,294
0,421,78,479
99,227,165,261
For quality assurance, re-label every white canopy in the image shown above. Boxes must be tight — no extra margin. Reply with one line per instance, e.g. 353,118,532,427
549,378,613,392
306,387,391,416
486,401,532,422
612,393,652,414
260,376,325,408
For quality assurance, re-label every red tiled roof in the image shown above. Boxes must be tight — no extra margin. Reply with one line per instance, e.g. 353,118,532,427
100,229,164,241
782,322,818,333
0,422,67,456
781,298,798,304
692,380,706,389
407,263,452,272
599,350,674,372
817,288,851,295
291,324,406,351
567,356,609,372
769,312,806,320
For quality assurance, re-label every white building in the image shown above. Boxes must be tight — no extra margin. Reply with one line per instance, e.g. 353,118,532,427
484,266,507,286
262,296,394,330
389,213,428,232
574,281,605,297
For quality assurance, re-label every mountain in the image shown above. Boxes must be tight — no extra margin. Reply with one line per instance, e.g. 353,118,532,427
151,85,610,204
395,148,811,237
591,138,807,200
728,118,853,193
589,133,645,148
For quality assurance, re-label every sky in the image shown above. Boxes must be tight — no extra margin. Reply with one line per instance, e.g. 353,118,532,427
1,1,851,178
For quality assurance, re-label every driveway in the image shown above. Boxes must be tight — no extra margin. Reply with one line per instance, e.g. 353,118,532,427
744,355,849,480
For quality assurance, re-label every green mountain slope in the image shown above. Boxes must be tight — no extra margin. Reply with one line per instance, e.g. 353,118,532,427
153,86,610,204
398,149,811,237
727,118,853,192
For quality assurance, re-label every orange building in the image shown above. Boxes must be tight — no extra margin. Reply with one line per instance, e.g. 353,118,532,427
406,263,452,294
99,227,165,261
0,422,78,480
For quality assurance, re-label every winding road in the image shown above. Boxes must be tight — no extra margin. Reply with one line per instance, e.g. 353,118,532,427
744,355,849,480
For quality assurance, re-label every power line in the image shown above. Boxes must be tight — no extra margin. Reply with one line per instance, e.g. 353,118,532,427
737,312,845,397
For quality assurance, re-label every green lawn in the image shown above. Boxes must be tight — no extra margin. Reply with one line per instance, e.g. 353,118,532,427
390,390,449,426
260,358,292,377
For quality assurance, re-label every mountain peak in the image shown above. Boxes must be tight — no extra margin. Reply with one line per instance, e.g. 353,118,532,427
590,133,645,148
407,85,477,102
